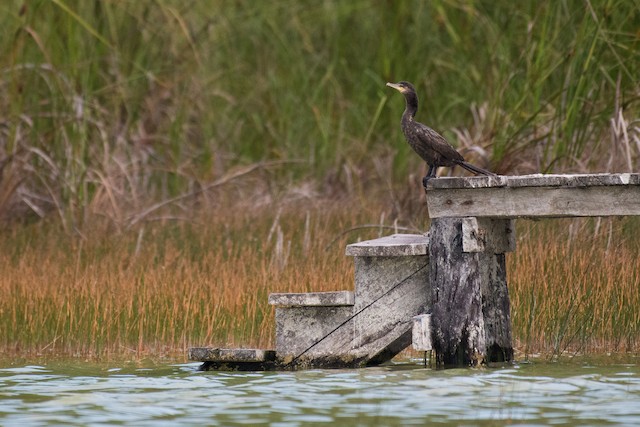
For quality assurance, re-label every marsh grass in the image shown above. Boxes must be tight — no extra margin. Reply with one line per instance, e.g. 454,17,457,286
0,201,383,358
1,200,639,360
511,217,640,358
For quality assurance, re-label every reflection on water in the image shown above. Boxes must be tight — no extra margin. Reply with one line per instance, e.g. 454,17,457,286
1,358,639,426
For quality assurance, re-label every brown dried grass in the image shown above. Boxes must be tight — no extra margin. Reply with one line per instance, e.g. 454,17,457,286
0,199,396,360
510,218,640,358
1,197,638,361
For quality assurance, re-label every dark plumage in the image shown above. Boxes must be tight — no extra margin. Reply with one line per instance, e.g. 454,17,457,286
386,81,495,185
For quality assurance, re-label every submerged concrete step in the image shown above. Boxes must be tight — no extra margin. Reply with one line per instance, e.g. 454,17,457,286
268,290,354,307
189,348,277,371
189,347,276,362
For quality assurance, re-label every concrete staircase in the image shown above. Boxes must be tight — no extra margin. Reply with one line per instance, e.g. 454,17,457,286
268,233,430,369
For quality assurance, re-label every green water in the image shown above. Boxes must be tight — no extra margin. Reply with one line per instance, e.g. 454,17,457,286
1,357,639,426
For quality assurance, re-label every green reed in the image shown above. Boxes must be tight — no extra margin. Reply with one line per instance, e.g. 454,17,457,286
0,0,638,229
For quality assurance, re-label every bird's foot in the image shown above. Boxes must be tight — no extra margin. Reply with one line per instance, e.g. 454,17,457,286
422,175,432,188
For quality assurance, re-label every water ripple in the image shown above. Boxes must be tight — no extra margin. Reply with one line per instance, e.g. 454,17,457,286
0,361,639,426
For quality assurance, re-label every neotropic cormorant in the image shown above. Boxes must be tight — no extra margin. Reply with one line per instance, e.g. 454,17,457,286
386,81,495,186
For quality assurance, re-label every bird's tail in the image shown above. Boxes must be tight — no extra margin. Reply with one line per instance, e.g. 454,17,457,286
455,160,496,176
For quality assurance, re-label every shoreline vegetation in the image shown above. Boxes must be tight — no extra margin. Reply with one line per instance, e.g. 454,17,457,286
1,1,639,360
1,208,639,361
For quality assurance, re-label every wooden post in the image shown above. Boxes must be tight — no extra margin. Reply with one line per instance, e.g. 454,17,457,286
428,217,514,367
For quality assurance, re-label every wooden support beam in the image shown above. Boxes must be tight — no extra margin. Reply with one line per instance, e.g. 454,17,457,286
425,173,640,366
462,217,516,253
426,173,640,219
412,314,433,351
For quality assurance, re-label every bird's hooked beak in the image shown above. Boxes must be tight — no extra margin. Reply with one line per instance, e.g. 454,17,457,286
386,82,404,93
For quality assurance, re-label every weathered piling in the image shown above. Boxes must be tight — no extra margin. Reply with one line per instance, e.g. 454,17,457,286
428,217,514,366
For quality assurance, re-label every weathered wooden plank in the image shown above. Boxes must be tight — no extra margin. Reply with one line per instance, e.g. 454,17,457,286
427,173,639,189
412,314,433,351
427,181,640,219
462,218,516,253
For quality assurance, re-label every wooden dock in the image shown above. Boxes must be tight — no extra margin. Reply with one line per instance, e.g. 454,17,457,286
426,173,639,218
189,173,640,370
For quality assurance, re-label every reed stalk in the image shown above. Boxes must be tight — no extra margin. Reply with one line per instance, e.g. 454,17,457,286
1,204,638,359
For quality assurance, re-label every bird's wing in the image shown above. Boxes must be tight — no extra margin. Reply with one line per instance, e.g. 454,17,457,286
414,122,464,161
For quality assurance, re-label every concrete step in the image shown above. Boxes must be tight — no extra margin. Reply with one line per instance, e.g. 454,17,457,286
268,291,354,307
270,234,430,369
269,292,355,367
345,233,428,257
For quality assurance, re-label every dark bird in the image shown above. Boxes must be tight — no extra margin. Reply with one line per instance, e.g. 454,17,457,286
386,81,495,186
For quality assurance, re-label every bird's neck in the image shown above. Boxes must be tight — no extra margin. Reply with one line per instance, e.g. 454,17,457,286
402,92,418,123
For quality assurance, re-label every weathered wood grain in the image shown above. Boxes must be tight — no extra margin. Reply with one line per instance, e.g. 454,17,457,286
412,314,433,351
427,173,639,189
428,217,513,366
478,251,513,362
429,218,486,366
462,217,516,253
426,173,640,219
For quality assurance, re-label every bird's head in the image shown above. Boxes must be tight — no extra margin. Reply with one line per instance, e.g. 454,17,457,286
386,81,416,95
